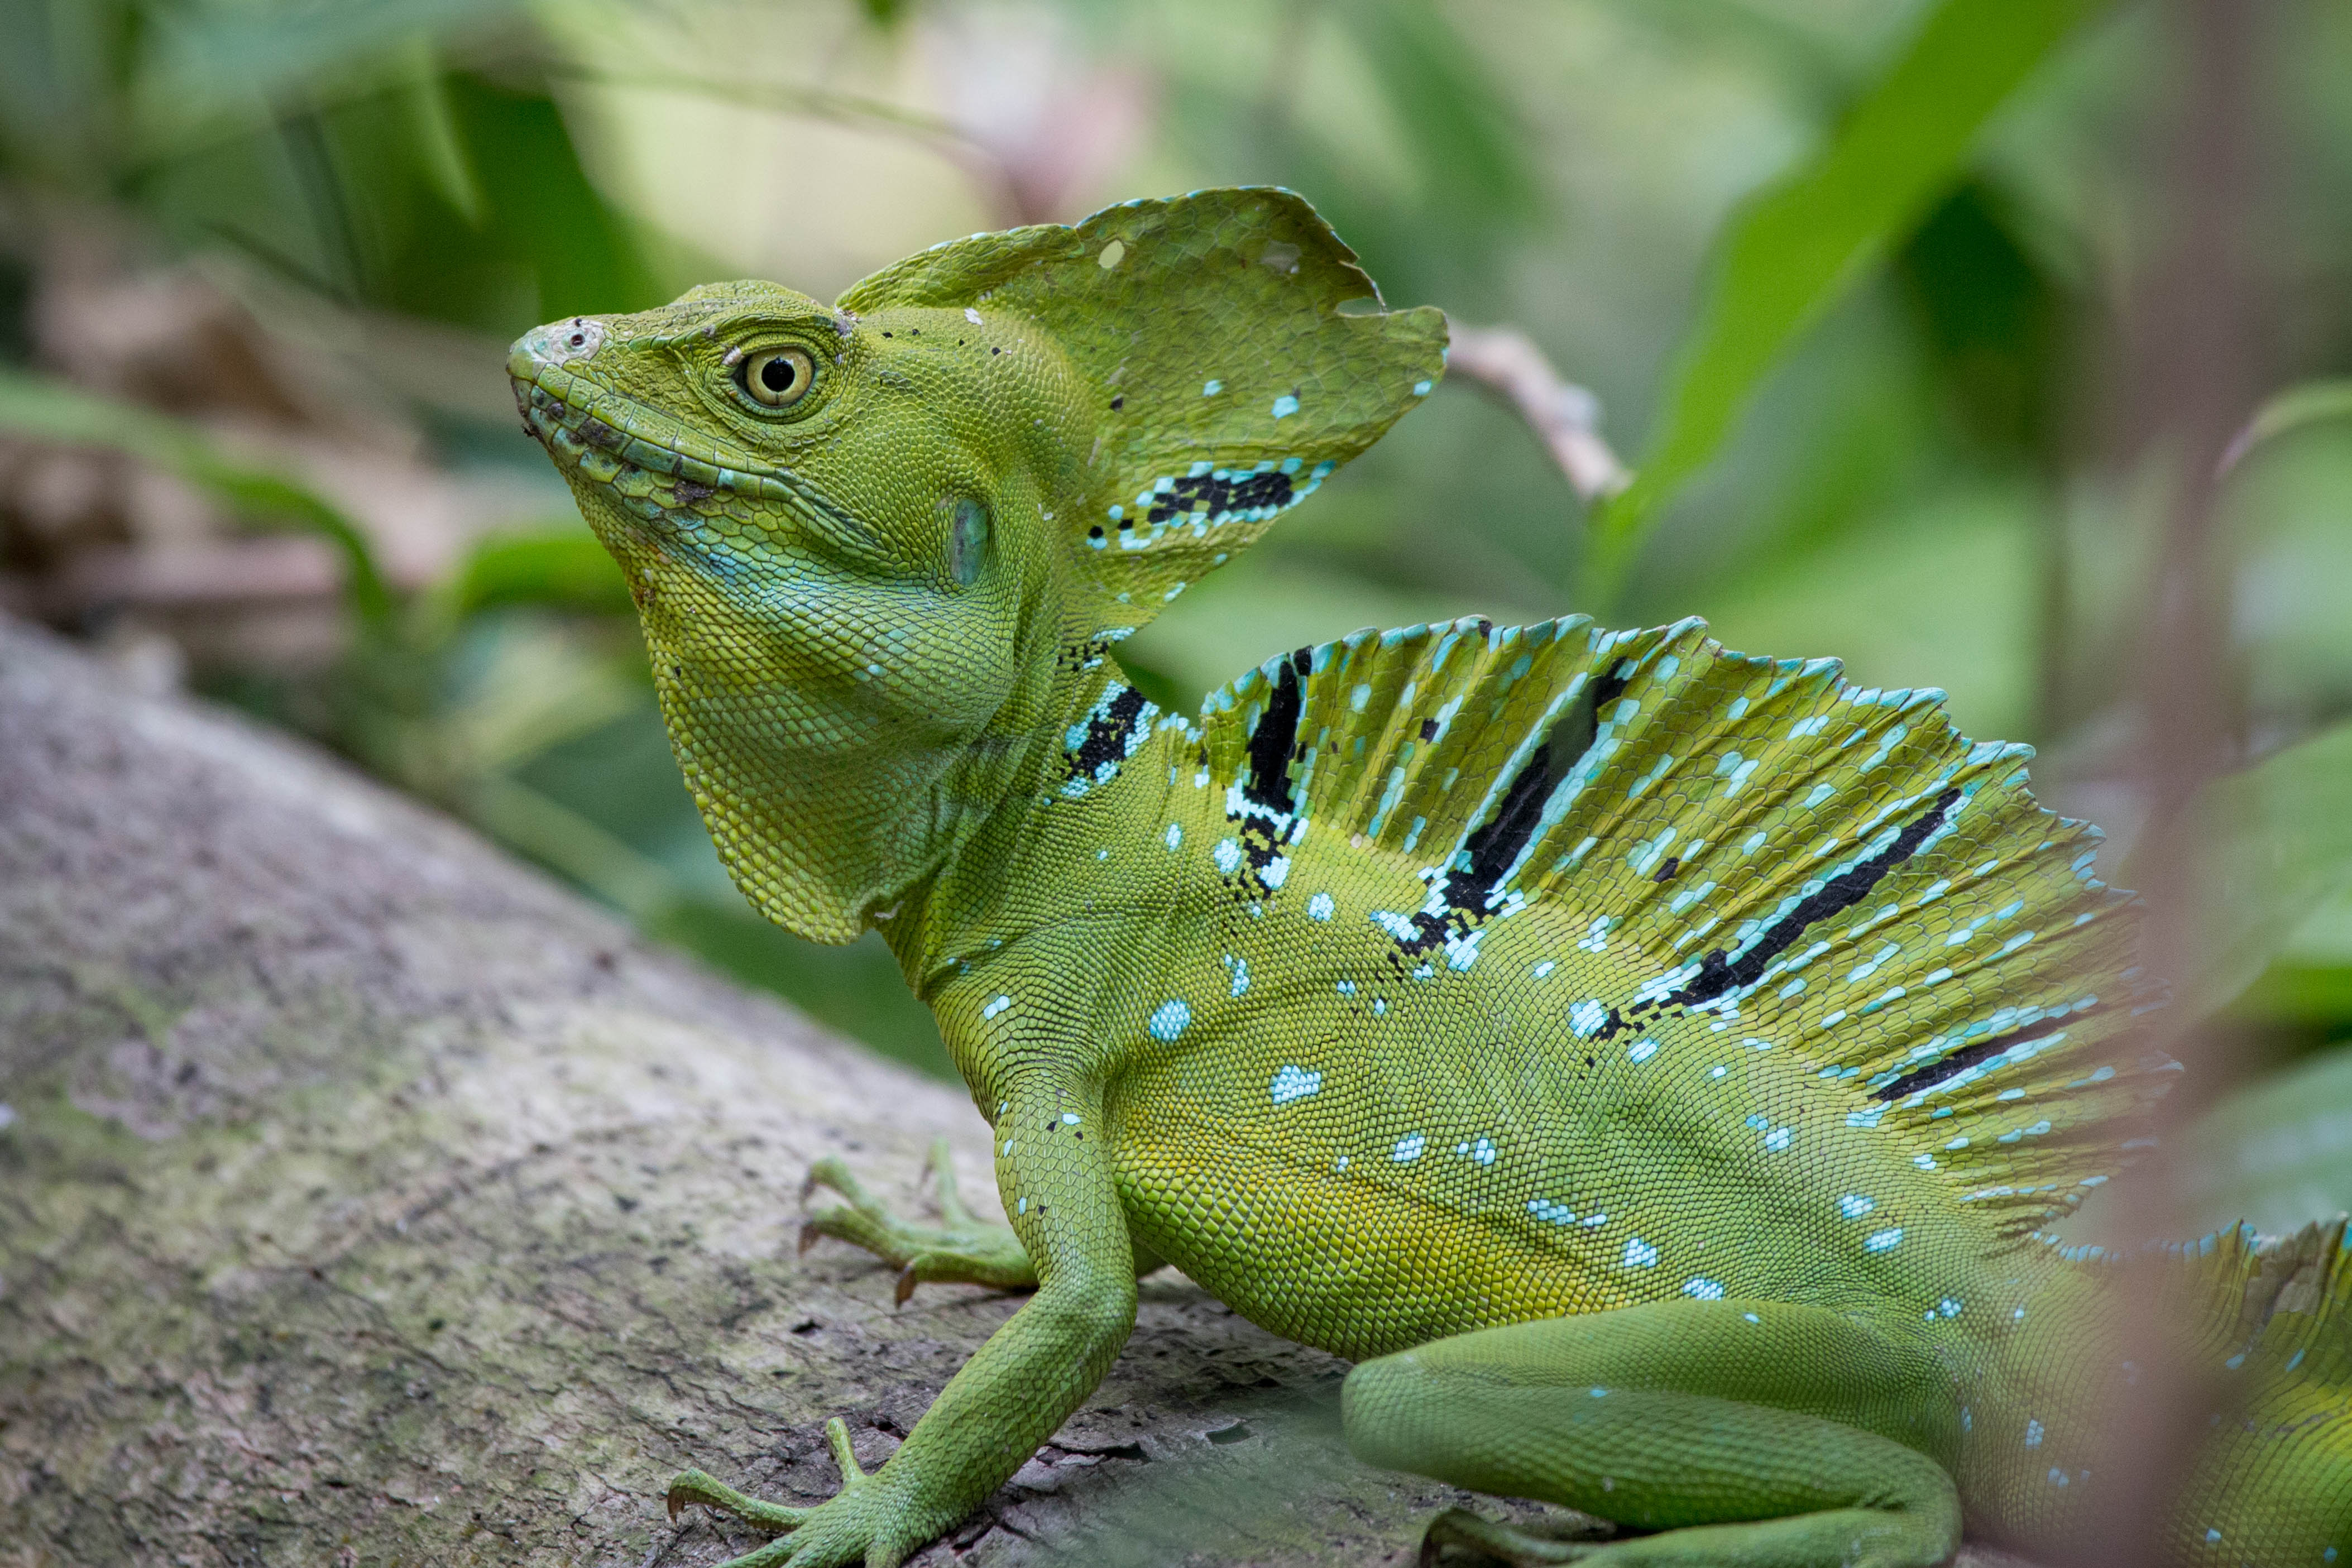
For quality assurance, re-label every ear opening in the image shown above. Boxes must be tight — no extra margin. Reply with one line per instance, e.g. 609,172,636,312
838,188,1448,632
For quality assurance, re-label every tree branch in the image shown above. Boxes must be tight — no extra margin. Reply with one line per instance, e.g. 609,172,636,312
1443,319,1632,504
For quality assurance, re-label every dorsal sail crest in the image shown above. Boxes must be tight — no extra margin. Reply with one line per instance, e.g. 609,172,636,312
1197,616,2167,1233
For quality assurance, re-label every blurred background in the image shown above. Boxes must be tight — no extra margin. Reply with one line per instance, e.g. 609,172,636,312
1,0,2348,1228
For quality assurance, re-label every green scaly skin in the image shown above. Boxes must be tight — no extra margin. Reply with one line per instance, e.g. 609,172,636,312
510,189,2352,1568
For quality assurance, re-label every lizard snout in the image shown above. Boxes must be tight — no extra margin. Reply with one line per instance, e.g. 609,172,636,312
509,315,606,373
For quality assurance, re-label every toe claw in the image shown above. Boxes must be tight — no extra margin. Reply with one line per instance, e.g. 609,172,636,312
894,1262,919,1305
822,1416,868,1483
665,1467,718,1522
664,1466,809,1537
798,1221,822,1256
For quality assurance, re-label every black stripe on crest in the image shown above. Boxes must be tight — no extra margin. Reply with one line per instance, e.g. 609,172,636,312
1242,648,1311,817
1869,1001,2109,1102
1457,660,1632,896
1661,787,1962,1010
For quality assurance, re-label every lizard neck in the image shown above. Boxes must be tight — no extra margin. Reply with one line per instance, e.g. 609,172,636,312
875,644,1175,992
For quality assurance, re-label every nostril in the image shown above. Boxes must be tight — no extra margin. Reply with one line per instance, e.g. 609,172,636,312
538,318,602,363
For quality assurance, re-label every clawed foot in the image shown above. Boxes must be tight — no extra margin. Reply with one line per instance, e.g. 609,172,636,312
1419,1507,1614,1566
799,1136,1037,1302
667,1419,839,1536
667,1418,917,1567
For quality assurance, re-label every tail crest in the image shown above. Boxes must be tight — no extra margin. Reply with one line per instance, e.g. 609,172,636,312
2170,1216,2352,1560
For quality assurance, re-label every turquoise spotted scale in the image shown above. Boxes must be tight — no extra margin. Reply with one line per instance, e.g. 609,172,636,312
508,186,2350,1568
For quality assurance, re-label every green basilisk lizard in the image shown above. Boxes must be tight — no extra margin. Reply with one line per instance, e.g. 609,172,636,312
510,189,2352,1567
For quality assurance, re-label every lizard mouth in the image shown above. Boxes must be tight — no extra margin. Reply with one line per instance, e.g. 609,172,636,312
506,349,878,548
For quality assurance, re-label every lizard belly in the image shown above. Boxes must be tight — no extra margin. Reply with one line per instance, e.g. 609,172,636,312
1108,1090,1624,1360
1100,962,1989,1366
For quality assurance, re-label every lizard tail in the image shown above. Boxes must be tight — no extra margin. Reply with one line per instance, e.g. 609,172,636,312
2167,1215,2352,1561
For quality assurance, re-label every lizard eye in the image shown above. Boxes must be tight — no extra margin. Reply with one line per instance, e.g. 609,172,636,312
739,346,816,409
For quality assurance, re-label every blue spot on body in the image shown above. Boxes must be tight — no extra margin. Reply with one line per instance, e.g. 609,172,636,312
1269,1065,1321,1104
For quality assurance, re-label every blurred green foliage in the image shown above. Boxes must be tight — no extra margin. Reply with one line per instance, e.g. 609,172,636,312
1596,0,2096,560
1,0,2349,1105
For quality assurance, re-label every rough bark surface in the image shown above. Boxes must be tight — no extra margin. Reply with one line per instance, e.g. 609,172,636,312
0,616,2034,1568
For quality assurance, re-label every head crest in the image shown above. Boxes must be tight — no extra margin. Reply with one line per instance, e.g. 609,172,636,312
841,188,1447,630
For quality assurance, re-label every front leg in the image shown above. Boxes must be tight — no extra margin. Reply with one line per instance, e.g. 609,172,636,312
801,1136,1040,1301
800,1134,1167,1301
672,1078,1139,1568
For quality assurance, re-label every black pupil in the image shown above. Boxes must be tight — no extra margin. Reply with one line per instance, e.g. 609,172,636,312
760,357,797,394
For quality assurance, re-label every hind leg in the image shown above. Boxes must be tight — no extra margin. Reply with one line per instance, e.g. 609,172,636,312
1344,1300,1961,1567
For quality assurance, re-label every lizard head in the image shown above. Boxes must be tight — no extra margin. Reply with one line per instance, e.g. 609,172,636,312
509,188,1445,943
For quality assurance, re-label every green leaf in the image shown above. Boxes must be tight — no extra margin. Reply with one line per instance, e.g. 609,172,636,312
435,71,665,323
2234,914,2352,1027
2220,377,2352,476
2233,879,2352,1029
0,370,393,624
1597,0,2100,558
139,0,530,126
1690,483,2035,742
2138,720,2352,1021
453,528,633,617
1347,0,1541,227
2173,1041,2352,1236
1894,178,2070,468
